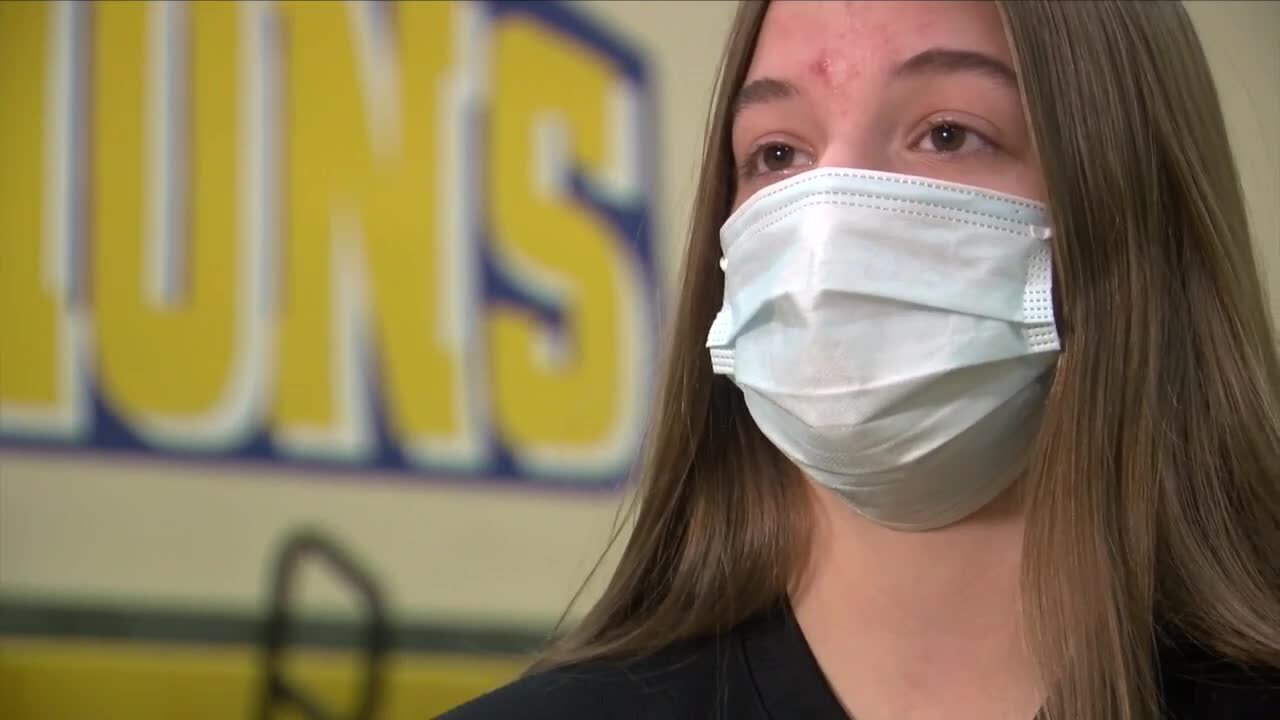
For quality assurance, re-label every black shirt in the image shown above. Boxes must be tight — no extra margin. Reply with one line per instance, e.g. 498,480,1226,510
437,602,1279,719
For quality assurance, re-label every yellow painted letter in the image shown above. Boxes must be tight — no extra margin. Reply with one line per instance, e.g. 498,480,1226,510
274,2,477,465
91,2,249,448
489,17,648,475
0,2,84,437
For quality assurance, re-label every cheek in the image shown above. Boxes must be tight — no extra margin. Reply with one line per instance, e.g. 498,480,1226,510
1014,161,1048,204
950,165,1047,203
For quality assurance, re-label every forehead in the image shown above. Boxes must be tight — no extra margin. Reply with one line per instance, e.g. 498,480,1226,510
746,1,1012,83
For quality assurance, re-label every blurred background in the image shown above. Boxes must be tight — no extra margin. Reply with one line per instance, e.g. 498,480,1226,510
0,1,1276,718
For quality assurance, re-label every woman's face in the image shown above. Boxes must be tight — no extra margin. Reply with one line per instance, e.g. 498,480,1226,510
731,0,1044,209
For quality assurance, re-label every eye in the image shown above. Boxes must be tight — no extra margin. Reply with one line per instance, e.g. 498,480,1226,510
759,143,795,171
739,141,814,179
912,120,995,155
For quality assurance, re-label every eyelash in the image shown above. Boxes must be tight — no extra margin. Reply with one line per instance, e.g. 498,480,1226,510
737,141,811,180
736,119,1001,180
914,117,1000,155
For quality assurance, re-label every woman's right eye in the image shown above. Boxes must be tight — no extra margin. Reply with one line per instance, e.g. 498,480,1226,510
739,141,813,179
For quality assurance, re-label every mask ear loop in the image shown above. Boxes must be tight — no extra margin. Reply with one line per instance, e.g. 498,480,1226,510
1023,223,1066,348
1021,236,1060,352
706,256,736,377
1045,233,1067,348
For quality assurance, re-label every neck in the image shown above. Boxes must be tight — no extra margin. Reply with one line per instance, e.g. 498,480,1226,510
790,481,1043,720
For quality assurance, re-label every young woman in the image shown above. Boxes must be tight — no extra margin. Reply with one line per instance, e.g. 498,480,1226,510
442,1,1280,718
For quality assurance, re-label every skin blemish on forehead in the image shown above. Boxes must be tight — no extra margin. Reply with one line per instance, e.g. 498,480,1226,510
811,49,853,88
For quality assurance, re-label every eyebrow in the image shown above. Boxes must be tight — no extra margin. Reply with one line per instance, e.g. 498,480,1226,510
731,77,799,119
730,48,1018,121
893,48,1019,91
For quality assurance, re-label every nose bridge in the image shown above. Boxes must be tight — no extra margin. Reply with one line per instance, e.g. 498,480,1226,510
816,106,892,172
773,204,839,314
818,129,890,173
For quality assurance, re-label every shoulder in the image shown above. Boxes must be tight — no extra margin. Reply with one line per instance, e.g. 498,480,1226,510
1161,640,1280,719
434,635,741,720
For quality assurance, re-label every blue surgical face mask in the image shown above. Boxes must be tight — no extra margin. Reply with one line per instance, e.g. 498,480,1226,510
707,168,1060,531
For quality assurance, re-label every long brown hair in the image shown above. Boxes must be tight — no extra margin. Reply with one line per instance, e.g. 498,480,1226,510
539,2,1280,718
